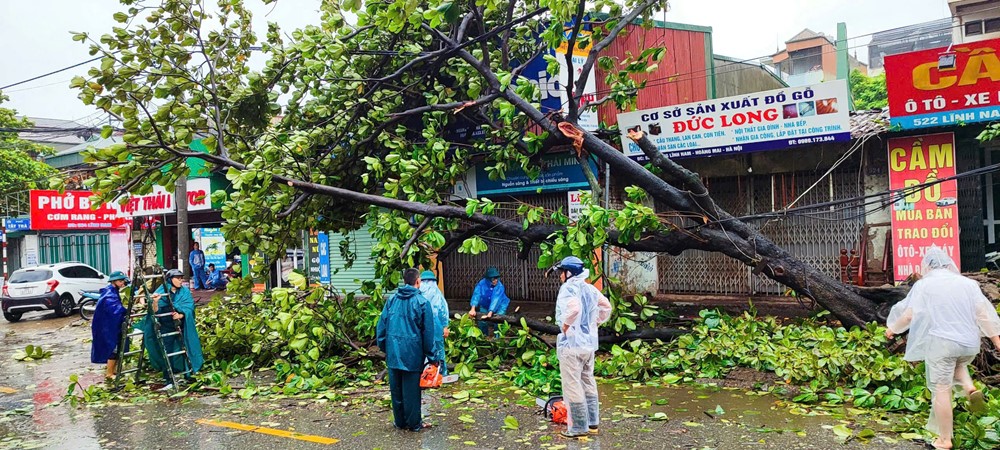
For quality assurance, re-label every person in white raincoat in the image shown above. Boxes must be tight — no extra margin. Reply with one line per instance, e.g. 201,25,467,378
419,270,450,375
886,246,1000,449
553,256,612,439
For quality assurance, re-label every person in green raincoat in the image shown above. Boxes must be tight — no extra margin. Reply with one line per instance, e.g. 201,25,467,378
376,268,438,431
139,269,204,387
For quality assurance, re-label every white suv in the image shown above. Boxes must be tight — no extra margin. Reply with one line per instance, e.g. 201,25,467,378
2,262,109,322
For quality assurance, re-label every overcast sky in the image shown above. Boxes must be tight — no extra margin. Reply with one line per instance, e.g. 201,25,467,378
0,0,952,122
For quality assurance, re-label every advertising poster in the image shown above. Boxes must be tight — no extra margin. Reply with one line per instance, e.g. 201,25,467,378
887,133,960,282
617,80,851,161
885,38,1000,130
556,30,598,130
198,228,227,269
568,190,590,222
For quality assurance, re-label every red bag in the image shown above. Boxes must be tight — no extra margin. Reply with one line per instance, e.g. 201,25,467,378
420,364,442,389
543,396,568,424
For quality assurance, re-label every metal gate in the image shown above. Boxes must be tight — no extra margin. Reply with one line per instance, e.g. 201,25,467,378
39,233,111,274
956,140,985,270
658,169,865,295
443,193,565,303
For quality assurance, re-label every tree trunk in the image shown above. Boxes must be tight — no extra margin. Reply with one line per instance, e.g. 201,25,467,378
477,314,685,344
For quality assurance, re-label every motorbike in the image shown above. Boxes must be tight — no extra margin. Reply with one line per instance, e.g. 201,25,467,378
78,290,101,321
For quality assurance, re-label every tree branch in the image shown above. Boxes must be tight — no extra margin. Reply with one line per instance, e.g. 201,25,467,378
477,314,684,344
401,216,432,262
574,0,662,101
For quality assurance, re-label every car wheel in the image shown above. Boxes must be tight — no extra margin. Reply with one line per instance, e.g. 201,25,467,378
54,294,75,317
3,311,22,323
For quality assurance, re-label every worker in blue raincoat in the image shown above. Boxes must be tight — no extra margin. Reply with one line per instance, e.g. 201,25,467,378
91,271,130,379
467,267,510,337
138,269,204,388
419,270,450,375
376,268,438,431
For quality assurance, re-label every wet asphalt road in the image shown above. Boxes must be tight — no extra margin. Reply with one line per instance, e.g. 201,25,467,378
0,310,927,449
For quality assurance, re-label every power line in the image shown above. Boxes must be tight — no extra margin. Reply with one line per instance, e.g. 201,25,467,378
0,56,102,91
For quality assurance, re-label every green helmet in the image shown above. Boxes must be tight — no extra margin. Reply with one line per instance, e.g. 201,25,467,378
484,267,500,279
108,271,129,283
420,270,436,281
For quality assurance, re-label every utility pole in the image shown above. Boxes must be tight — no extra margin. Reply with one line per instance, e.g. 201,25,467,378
176,175,189,278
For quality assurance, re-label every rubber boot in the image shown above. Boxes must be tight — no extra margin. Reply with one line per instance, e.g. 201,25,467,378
561,403,589,438
586,394,600,433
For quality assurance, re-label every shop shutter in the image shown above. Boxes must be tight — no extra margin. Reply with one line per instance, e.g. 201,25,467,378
38,232,111,274
328,229,382,298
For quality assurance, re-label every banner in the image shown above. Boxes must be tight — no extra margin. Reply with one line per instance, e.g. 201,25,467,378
197,228,227,269
29,190,127,230
885,38,1000,130
887,133,960,282
617,80,851,161
476,154,598,195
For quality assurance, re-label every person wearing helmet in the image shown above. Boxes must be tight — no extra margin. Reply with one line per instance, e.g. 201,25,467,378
91,271,130,379
139,269,204,387
419,270,450,375
886,246,1000,449
467,267,510,337
552,256,611,439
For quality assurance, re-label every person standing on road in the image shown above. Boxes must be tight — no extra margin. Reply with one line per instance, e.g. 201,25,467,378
885,247,1000,450
552,256,612,439
91,271,130,380
376,268,438,432
467,267,510,337
139,269,204,388
188,242,206,290
419,270,450,375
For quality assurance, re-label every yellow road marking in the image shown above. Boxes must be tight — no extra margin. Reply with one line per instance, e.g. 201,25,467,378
196,419,339,445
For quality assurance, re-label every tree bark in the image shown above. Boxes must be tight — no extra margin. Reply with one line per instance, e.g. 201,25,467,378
477,314,685,344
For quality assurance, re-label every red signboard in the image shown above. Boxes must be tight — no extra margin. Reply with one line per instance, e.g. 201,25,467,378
887,133,960,282
29,190,127,230
885,38,1000,129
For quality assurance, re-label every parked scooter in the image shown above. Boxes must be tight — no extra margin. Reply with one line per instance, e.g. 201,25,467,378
78,290,101,321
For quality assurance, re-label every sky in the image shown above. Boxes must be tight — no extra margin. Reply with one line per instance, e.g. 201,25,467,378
0,0,952,123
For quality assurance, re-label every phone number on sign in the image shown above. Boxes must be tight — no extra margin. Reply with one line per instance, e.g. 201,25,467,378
787,135,837,145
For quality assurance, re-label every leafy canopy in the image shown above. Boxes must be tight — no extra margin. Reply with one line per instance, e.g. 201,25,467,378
72,0,668,292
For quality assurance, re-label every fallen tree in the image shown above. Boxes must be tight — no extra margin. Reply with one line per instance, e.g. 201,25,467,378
73,0,927,331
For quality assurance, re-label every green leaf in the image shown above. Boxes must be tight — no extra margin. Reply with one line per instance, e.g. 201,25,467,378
458,414,475,424
502,415,519,430
831,424,852,441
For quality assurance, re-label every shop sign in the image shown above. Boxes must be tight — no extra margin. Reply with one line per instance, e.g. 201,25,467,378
617,80,851,161
29,190,127,230
475,154,598,195
309,231,331,285
109,178,214,217
885,38,1000,130
3,218,30,232
887,133,960,282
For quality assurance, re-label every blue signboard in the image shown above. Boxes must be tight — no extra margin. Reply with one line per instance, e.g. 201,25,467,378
3,218,30,232
317,232,331,285
476,154,598,195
